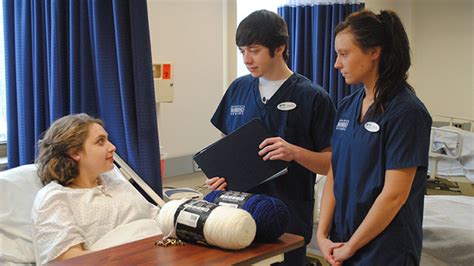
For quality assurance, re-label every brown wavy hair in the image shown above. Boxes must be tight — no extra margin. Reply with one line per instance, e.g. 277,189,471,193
36,113,104,186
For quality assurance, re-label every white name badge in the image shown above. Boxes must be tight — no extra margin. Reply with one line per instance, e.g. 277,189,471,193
364,122,380,132
277,102,297,111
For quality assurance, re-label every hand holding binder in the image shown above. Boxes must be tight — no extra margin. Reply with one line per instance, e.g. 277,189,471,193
193,119,289,192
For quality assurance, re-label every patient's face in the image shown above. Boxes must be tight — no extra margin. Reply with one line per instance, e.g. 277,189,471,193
76,123,116,178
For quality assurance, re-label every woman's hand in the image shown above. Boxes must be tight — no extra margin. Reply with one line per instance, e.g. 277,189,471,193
333,242,355,263
205,177,227,190
258,137,298,161
54,243,89,262
317,236,343,265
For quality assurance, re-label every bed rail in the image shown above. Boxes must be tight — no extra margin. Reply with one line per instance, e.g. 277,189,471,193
432,115,473,132
113,154,165,207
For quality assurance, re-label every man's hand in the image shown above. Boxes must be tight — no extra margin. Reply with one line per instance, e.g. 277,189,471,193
206,177,227,190
258,137,298,161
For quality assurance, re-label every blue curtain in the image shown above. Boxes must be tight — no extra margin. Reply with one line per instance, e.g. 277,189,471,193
278,2,364,108
3,0,162,196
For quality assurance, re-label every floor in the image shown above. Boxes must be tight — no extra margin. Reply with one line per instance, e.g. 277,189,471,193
163,171,208,191
162,170,212,200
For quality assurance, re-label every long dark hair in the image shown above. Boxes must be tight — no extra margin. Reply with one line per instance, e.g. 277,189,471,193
335,10,413,118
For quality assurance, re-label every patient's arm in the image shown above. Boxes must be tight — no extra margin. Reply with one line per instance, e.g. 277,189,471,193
54,243,90,261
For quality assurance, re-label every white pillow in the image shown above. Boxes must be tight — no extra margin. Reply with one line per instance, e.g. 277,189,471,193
0,164,43,263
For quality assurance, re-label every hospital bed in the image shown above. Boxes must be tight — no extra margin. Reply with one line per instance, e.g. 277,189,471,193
428,115,474,196
0,155,302,265
309,176,474,266
0,155,163,265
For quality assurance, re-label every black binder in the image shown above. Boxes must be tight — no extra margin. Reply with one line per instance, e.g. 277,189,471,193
193,119,289,192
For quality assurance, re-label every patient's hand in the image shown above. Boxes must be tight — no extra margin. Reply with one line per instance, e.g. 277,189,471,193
54,243,89,262
206,177,227,191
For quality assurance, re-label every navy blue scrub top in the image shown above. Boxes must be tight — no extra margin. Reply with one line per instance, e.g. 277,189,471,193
331,87,432,265
211,73,335,243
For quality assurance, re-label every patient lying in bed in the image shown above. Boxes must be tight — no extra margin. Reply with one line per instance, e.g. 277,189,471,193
31,114,161,265
32,169,161,264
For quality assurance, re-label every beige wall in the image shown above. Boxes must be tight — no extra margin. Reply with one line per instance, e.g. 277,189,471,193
226,0,238,89
366,0,473,120
365,0,413,41
147,0,224,158
410,0,473,120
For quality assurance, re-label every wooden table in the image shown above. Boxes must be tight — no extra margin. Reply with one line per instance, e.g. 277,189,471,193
50,233,304,265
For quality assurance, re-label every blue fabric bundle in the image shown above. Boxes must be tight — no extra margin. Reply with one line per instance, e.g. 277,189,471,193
204,190,289,242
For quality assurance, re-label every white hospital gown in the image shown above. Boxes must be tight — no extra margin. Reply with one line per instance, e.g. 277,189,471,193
31,172,160,265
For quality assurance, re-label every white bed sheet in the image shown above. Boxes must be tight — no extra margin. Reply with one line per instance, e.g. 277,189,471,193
422,195,474,266
90,218,162,251
429,126,474,182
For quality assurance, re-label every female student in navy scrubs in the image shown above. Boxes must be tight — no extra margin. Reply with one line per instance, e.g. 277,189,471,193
208,10,336,265
317,10,432,265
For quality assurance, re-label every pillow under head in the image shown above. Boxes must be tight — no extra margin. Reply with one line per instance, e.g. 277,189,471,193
0,164,43,263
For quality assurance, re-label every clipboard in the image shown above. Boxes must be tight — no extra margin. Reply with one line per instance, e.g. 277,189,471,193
193,119,289,192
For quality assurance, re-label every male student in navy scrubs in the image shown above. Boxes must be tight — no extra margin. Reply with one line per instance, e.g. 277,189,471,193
207,10,336,266
317,10,432,265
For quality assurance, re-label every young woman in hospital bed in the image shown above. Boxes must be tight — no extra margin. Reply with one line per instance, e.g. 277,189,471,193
31,114,162,265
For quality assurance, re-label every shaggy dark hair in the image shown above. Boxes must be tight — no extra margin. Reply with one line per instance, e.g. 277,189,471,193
236,9,289,61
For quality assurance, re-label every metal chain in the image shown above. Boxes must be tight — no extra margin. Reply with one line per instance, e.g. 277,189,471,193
154,238,185,247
